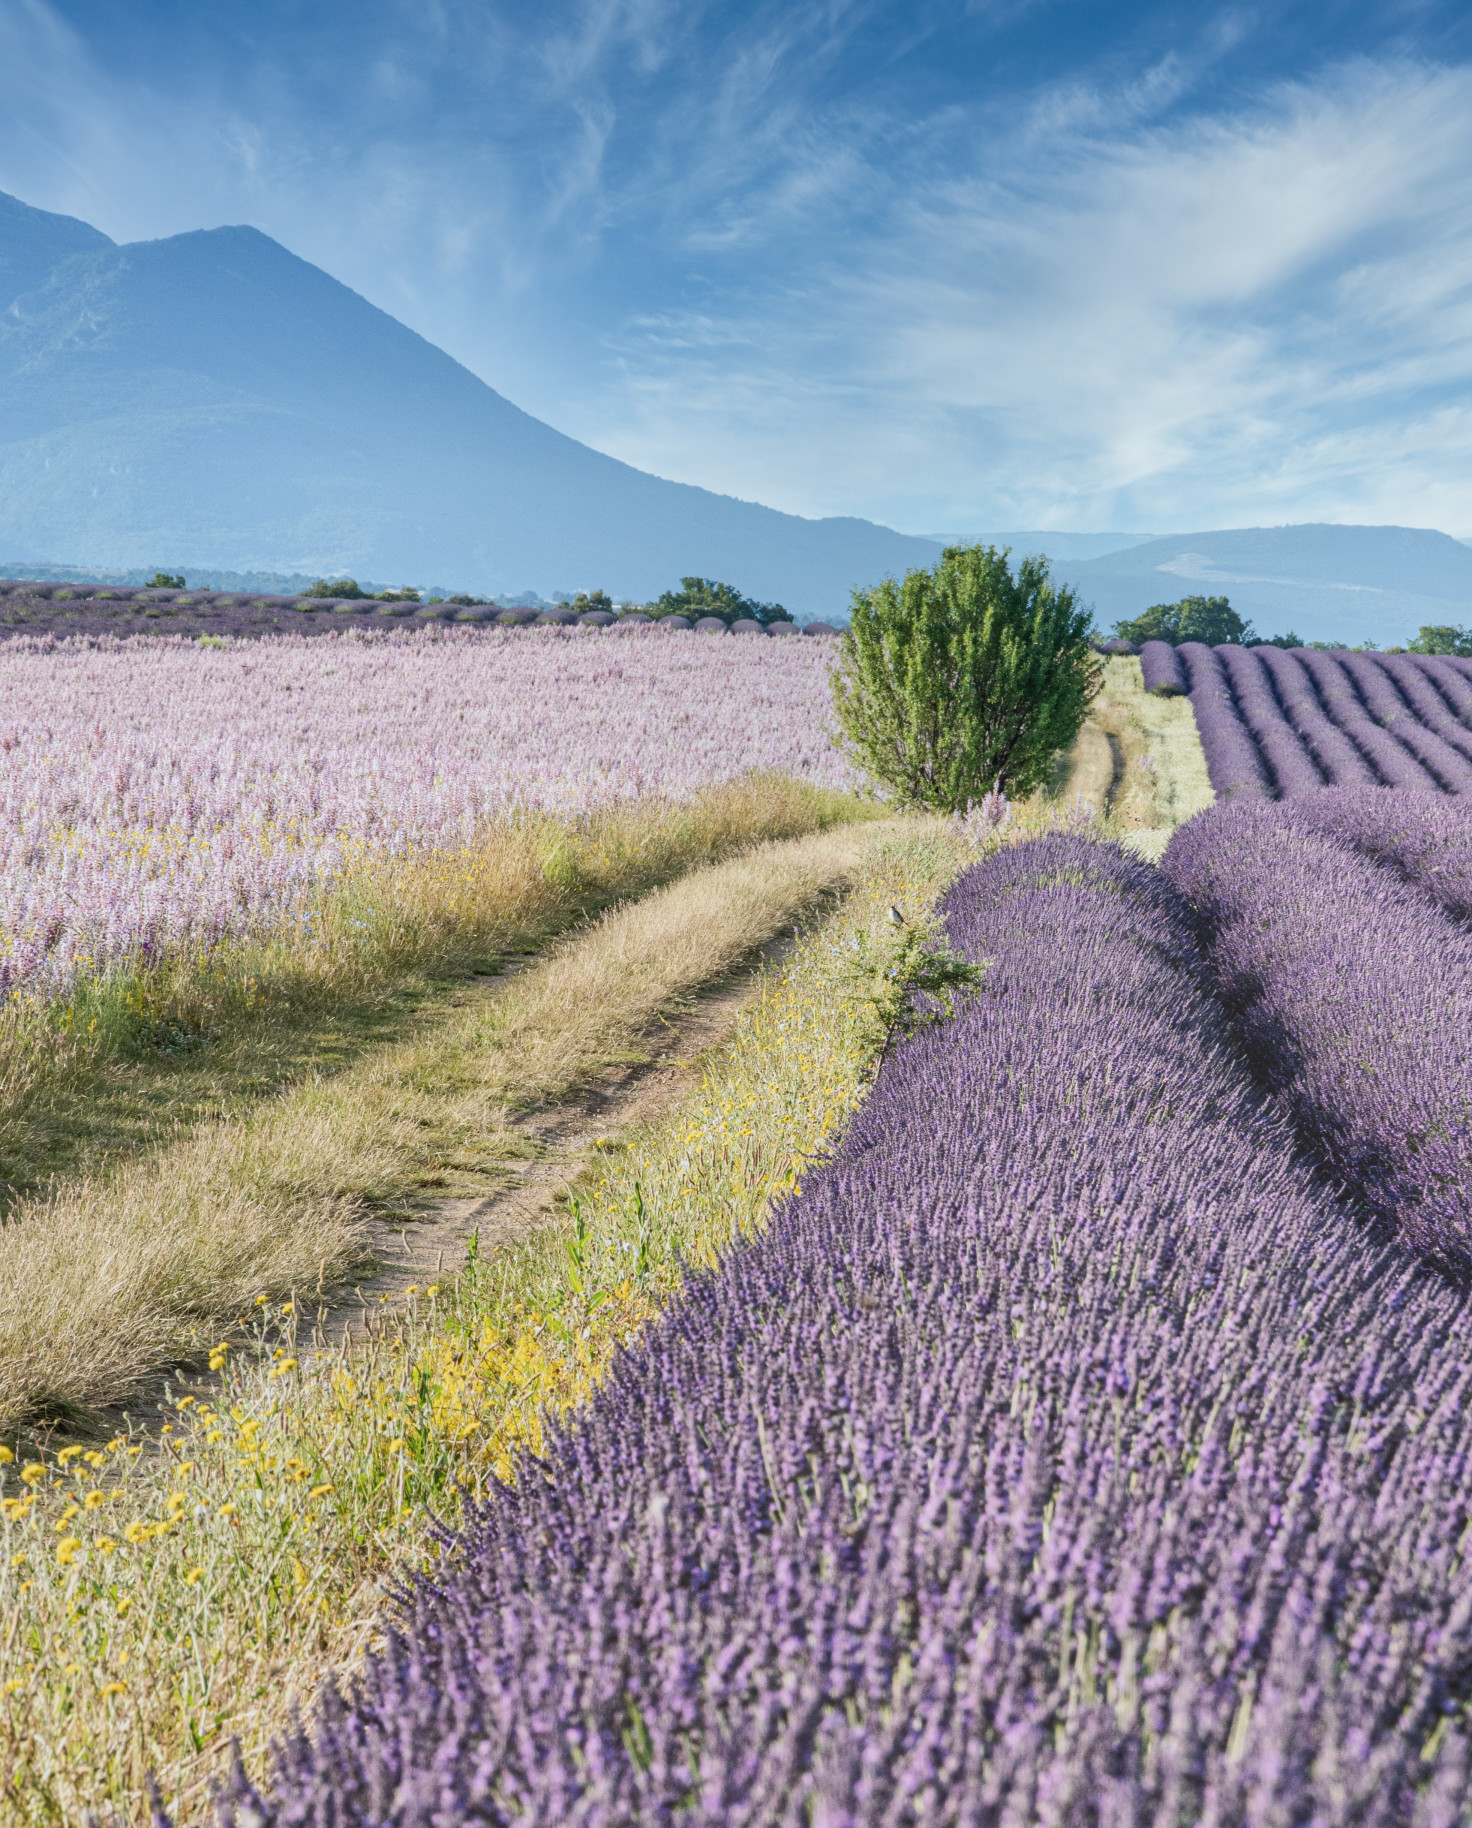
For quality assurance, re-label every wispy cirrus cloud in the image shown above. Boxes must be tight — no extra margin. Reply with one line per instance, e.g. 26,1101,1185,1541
1,0,1471,533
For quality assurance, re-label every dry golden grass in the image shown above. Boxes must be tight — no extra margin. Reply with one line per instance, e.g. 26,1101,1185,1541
0,822,876,1431
0,820,960,1825
1035,656,1214,856
0,774,863,1202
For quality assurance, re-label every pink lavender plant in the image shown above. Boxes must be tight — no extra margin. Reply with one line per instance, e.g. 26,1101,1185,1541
0,627,849,998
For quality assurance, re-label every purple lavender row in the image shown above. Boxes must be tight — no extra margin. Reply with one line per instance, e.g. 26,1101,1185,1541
1203,643,1327,793
1138,638,1185,695
1179,644,1472,799
221,837,1472,1824
1175,642,1271,796
1163,797,1472,1269
1269,786,1472,921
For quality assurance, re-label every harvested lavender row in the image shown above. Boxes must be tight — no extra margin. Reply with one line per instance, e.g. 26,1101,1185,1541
1164,797,1472,1269
1175,642,1270,796
224,838,1472,1824
1241,785,1472,923
1138,638,1185,695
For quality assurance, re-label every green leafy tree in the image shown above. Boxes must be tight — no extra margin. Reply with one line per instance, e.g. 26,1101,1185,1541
1115,595,1251,646
1250,631,1304,650
831,544,1100,810
1409,625,1472,658
567,589,615,615
303,577,365,599
651,577,792,627
147,572,186,589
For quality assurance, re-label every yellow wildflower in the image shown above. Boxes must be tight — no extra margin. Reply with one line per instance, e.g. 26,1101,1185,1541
309,1483,334,1499
94,1537,116,1555
55,1537,82,1566
100,1682,127,1698
184,1568,205,1586
0,1445,11,1464
19,1464,45,1486
83,1490,106,1509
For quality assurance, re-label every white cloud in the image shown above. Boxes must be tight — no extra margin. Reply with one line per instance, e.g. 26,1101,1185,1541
2,1,1472,537
575,55,1472,535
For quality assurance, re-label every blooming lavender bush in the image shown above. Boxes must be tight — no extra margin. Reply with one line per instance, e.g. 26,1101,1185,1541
217,837,1472,1824
1272,785,1472,918
1138,638,1185,694
1179,644,1472,798
1164,796,1472,1269
0,627,849,998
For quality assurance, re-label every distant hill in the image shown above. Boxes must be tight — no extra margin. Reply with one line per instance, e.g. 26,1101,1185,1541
1051,525,1472,647
0,190,942,617
929,531,1160,562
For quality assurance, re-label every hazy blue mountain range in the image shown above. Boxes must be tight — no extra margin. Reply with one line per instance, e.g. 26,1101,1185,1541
3,189,1471,640
933,532,1159,562
0,191,943,616
1047,526,1472,647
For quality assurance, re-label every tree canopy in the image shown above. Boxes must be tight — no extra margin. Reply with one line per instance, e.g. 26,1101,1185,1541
650,578,792,626
1114,595,1251,647
1408,625,1472,658
831,544,1099,810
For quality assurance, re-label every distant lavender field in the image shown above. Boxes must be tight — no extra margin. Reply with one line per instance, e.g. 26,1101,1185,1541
0,626,849,998
1146,638,1472,797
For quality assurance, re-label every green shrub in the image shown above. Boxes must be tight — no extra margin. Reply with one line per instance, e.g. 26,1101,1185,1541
831,544,1099,809
147,571,186,589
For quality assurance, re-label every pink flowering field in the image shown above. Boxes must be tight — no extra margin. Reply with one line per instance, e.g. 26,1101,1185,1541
0,628,849,998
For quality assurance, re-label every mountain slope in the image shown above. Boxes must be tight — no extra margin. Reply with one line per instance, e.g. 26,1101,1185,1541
0,193,940,612
1052,525,1472,646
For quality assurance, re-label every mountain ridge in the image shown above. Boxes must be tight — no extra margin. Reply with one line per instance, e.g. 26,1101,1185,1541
0,192,942,614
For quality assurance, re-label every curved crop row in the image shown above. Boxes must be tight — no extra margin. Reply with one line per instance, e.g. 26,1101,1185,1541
220,837,1472,1824
1163,797,1472,1269
1258,785,1472,922
1178,643,1472,799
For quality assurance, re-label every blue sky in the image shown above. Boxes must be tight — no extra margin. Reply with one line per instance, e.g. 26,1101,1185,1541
3,0,1472,536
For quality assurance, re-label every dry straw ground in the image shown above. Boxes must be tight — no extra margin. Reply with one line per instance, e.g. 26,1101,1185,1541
1044,655,1215,854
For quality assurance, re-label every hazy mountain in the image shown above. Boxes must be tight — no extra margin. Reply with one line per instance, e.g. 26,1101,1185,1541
926,531,1160,562
0,191,941,616
1052,525,1472,647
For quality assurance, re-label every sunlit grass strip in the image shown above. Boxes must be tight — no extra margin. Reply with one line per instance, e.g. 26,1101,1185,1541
0,822,964,1824
0,822,874,1432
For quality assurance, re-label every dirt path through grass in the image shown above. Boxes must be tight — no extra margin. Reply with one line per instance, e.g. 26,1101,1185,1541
317,926,801,1350
0,825,876,1433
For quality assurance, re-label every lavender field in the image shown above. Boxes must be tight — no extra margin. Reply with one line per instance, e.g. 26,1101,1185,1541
220,826,1472,1824
0,626,847,998
1144,637,1472,798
